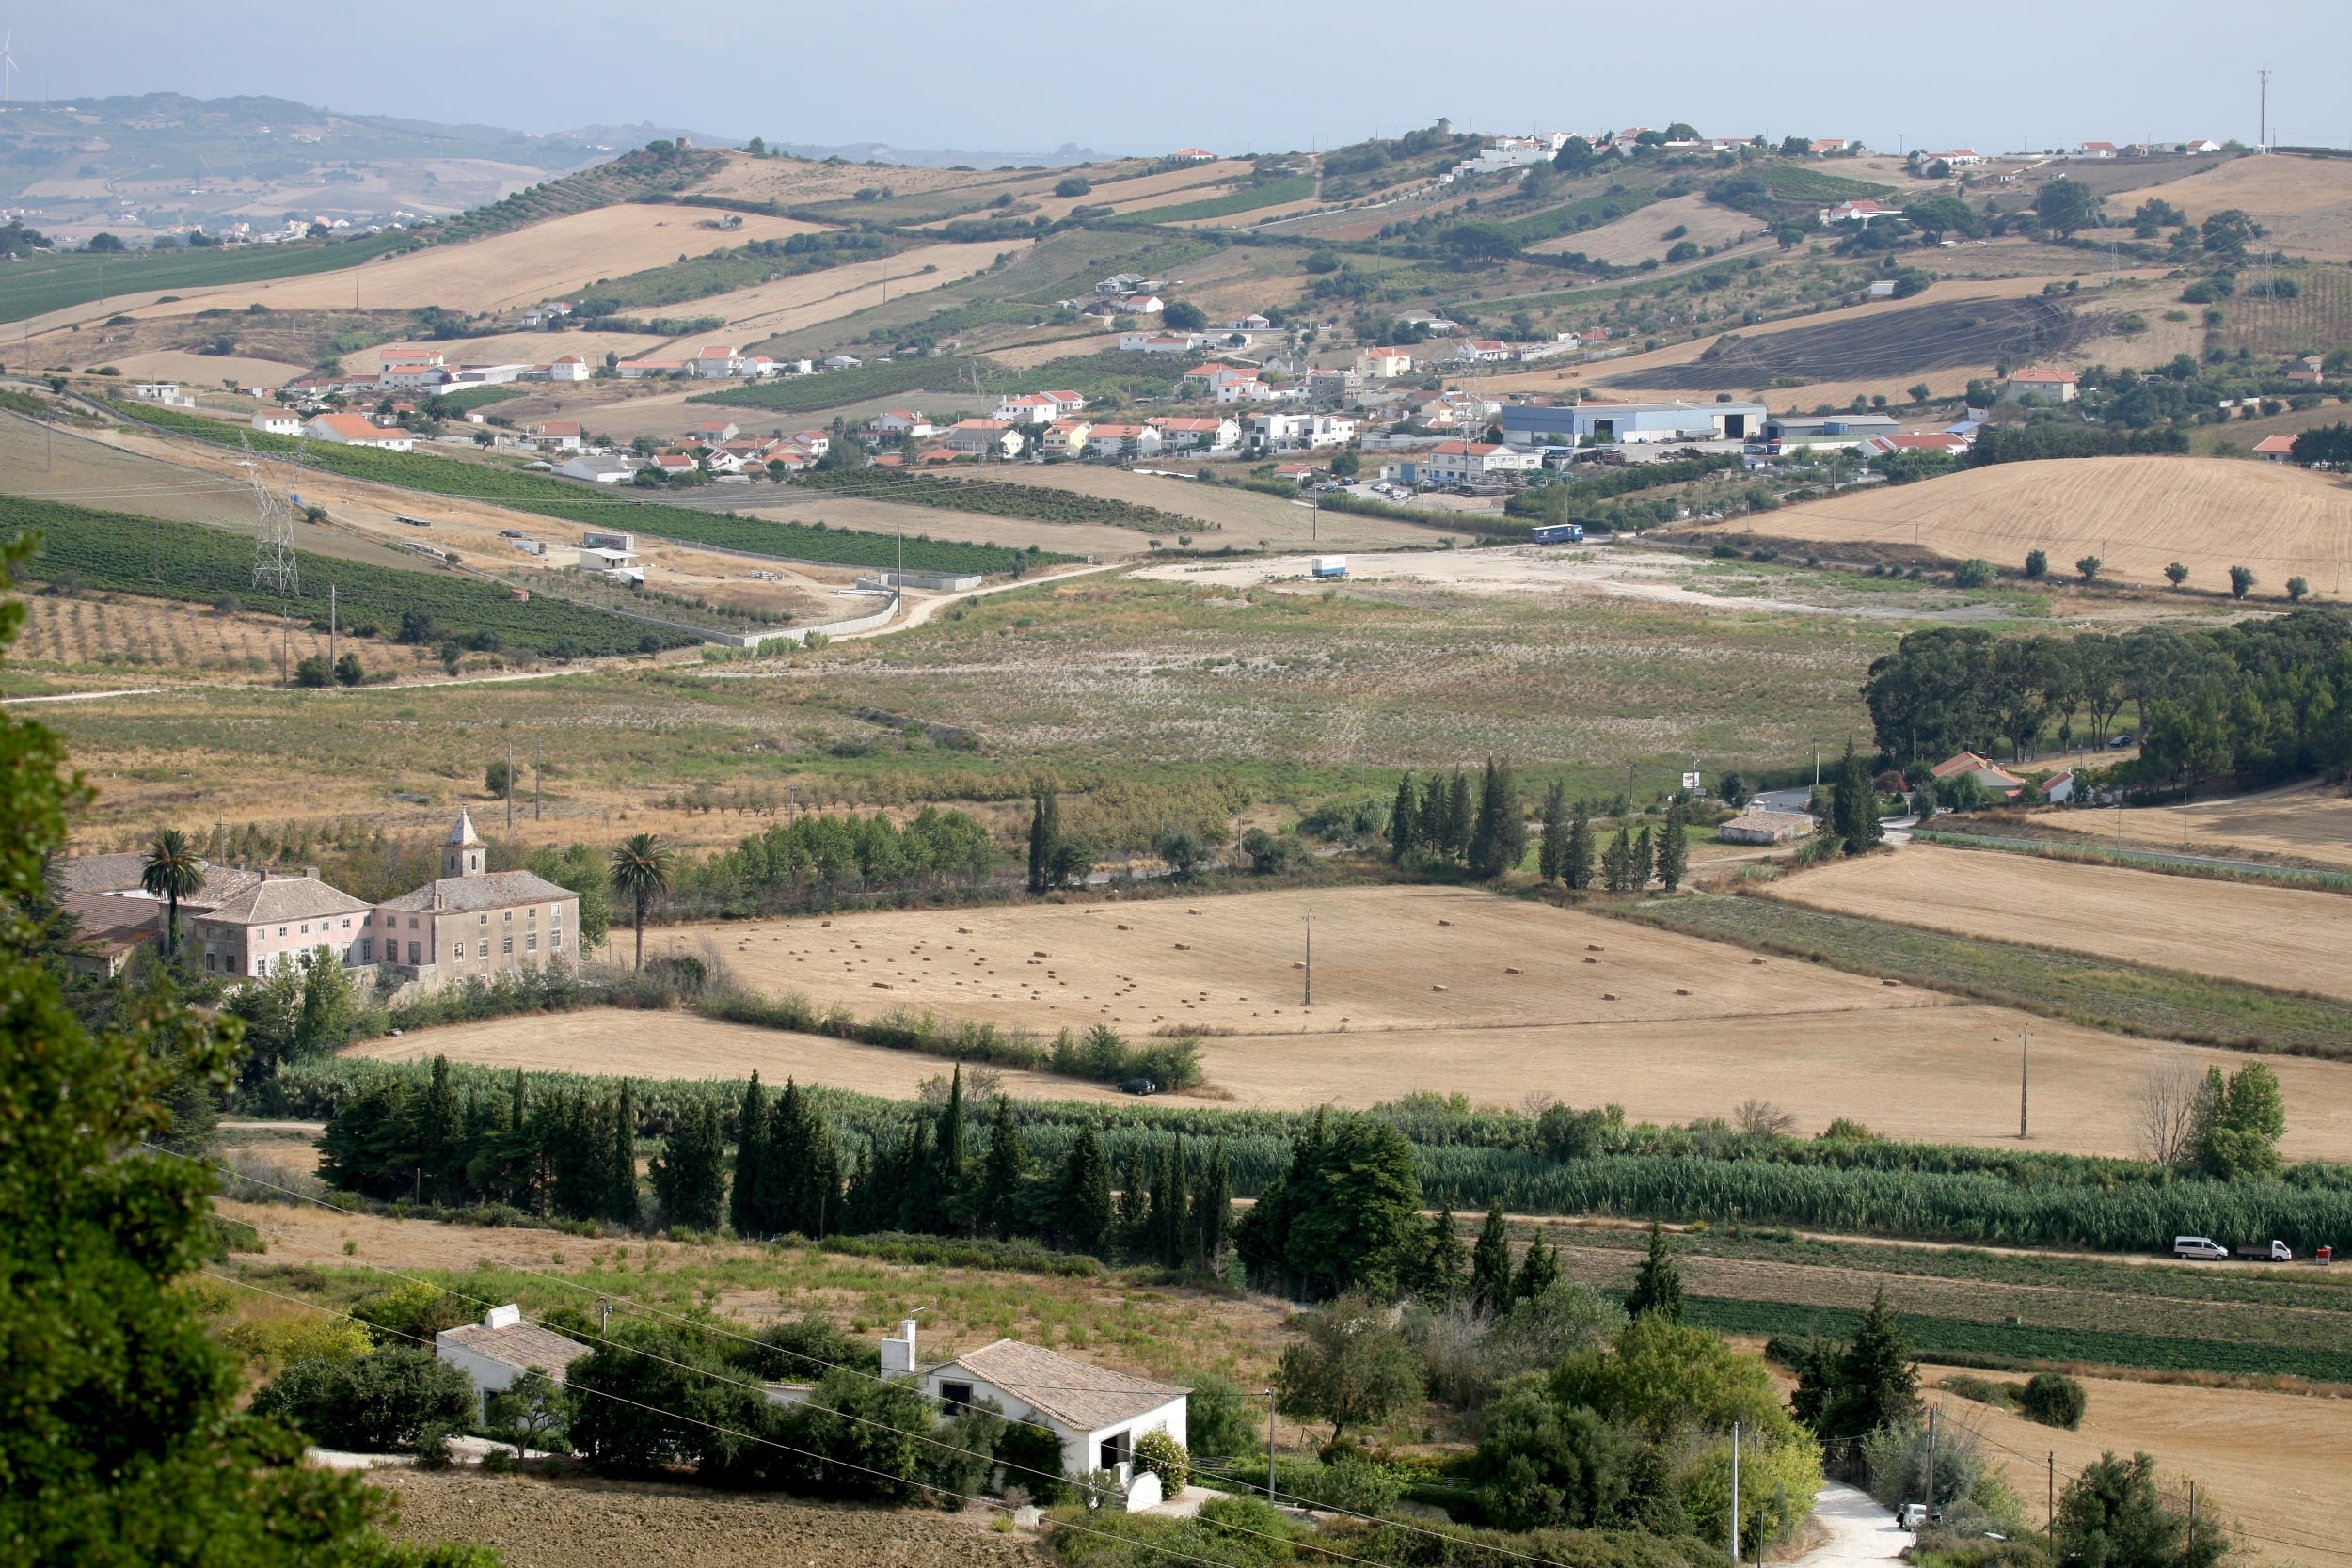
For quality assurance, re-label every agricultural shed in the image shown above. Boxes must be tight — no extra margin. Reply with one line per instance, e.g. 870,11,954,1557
1718,809,1818,844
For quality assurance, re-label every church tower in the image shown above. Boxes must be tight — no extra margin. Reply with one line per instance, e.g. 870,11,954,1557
443,810,485,879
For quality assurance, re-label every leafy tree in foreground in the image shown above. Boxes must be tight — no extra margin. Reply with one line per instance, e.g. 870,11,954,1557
2192,1060,2286,1179
2056,1452,2225,1568
0,533,490,1562
1277,1291,1424,1444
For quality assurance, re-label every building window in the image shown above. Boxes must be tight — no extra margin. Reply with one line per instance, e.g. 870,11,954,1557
552,932,563,948
408,916,419,929
206,953,216,972
526,933,538,951
1099,1432,1130,1471
342,918,351,929
453,943,464,961
407,942,419,964
359,939,372,962
501,937,512,955
278,927,288,937
300,924,310,935
527,906,538,921
503,910,512,923
940,1381,974,1415
479,913,488,926
477,940,489,958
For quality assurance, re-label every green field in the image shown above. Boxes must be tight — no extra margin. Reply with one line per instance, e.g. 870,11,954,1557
1130,175,1319,226
794,467,1200,531
107,402,1059,576
1612,892,2352,1056
0,233,418,325
0,496,691,655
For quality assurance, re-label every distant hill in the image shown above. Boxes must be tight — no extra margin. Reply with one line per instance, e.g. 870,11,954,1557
772,139,1101,169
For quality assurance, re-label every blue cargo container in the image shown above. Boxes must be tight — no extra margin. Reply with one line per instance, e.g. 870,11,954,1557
1531,523,1585,545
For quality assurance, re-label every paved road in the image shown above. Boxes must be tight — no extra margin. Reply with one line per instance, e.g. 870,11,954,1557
1796,1482,1913,1568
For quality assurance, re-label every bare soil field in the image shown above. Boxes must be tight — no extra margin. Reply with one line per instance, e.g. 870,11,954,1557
2037,782,2352,871
1020,159,1261,223
1529,193,1761,265
27,206,823,332
336,329,667,376
1921,1367,2352,1567
1626,295,2084,394
94,348,312,388
2107,152,2352,263
1701,455,2352,593
1762,842,2352,1003
369,886,2352,1156
373,1471,1041,1568
714,492,1147,559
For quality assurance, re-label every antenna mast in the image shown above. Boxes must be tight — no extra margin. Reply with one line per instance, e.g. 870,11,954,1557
245,433,300,597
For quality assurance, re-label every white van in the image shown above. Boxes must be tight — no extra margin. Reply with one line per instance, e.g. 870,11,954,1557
2173,1236,2230,1261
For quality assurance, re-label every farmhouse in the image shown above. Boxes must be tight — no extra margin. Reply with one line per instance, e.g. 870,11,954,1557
1717,809,1817,845
251,408,304,436
1864,431,1972,457
1120,332,1206,354
2003,367,2077,403
1427,440,1541,482
545,355,592,382
1087,422,1163,460
192,871,374,978
435,1304,592,1413
303,412,416,451
1146,415,1240,451
871,410,935,438
942,419,1023,459
993,393,1061,425
903,1322,1188,1502
2253,434,2298,461
54,891,164,978
1820,198,1899,226
1931,752,2029,800
1355,347,1416,379
366,812,580,982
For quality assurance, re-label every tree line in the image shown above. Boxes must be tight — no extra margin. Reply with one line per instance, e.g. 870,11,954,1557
1862,613,2352,785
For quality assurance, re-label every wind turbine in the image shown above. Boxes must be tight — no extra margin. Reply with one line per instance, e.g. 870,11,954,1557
4,32,17,103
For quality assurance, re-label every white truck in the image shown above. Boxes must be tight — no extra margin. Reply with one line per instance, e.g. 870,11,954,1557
2174,1236,2293,1262
1310,555,1348,578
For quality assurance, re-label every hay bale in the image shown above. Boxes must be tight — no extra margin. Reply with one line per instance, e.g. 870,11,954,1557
1504,967,1522,974
1431,984,1448,992
1601,992,1619,1001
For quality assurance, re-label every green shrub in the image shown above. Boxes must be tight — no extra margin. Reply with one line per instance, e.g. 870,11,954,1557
2018,1371,2085,1429
1000,1419,1070,1503
248,1347,477,1452
1135,1428,1192,1492
1951,559,1996,589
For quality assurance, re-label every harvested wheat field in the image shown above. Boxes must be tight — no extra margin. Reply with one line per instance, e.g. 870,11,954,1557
69,205,822,325
366,886,2352,1156
1764,842,2352,1003
1702,455,2352,593
660,240,1033,357
373,1471,1038,1568
2108,152,2352,263
1528,192,1760,265
2039,781,2352,871
1921,1368,2352,1566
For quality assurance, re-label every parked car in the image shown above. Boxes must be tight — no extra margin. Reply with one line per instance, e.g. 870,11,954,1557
1118,1078,1158,1096
2173,1236,2231,1260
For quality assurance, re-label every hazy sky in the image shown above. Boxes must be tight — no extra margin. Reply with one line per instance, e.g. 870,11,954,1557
27,1,2352,158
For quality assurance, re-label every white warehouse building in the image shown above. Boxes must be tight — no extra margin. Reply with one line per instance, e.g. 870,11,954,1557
1502,400,1768,447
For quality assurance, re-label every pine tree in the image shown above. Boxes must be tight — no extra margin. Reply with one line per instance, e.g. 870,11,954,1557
729,1072,769,1236
1470,1200,1513,1313
1625,1221,1684,1321
1446,770,1474,860
651,1100,725,1232
1515,1228,1560,1299
840,1138,882,1233
1655,800,1690,892
1194,1137,1232,1268
1389,771,1419,862
1601,826,1630,892
1026,786,1060,893
1537,781,1569,883
1565,809,1595,891
1812,1287,1920,1439
1633,825,1655,890
1422,1205,1467,1300
977,1095,1029,1238
1057,1127,1114,1255
607,1083,643,1227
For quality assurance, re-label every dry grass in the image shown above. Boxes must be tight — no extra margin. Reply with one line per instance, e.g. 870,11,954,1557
8,592,404,682
1920,1365,2352,1566
2106,152,2352,263
1701,455,2352,593
1763,841,2352,1002
2036,781,2352,871
337,330,668,375
90,348,313,387
1528,192,1762,264
656,240,1034,357
950,462,1438,546
362,885,2352,1157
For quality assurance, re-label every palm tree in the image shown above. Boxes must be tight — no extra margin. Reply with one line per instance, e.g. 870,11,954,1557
608,833,674,971
140,828,206,960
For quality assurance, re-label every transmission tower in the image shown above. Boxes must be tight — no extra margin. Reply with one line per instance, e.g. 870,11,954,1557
244,432,300,597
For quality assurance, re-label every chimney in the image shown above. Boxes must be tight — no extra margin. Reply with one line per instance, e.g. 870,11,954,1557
303,865,320,881
880,1318,917,1375
485,1304,522,1330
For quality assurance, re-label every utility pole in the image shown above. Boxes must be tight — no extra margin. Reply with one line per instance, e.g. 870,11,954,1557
1302,909,1313,1006
2046,1451,2056,1541
2019,1026,2030,1139
2186,1481,2197,1559
328,583,337,672
1264,1388,1278,1501
506,738,516,833
2259,69,2270,152
1925,1407,1937,1528
534,736,542,822
1729,1421,1741,1564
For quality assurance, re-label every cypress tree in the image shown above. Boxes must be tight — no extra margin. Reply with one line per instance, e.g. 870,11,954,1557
898,1117,942,1233
935,1065,972,1232
1633,824,1655,890
1446,770,1474,860
1422,1205,1467,1300
1194,1137,1231,1268
1515,1228,1560,1300
1537,782,1569,883
1057,1127,1114,1255
1118,1146,1153,1258
840,1138,882,1233
1565,809,1595,891
418,1054,463,1205
761,1077,806,1237
1026,786,1060,893
1821,1288,1919,1439
977,1094,1029,1238
1470,1201,1513,1313
1601,826,1630,891
1160,1137,1190,1269
607,1083,642,1227
1625,1221,1684,1321
651,1100,725,1232
1469,758,1504,877
729,1072,769,1237
1389,771,1419,861
1655,800,1690,892
1834,742,1883,855
794,1100,840,1239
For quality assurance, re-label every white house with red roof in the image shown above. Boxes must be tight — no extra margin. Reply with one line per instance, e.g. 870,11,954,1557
2253,434,2299,462
382,360,451,390
545,355,592,382
2002,366,2077,403
1086,422,1162,460
1356,347,1417,378
527,420,583,452
1452,340,1515,364
1863,431,1972,456
871,410,935,438
993,393,1061,425
1168,148,1216,162
1038,389,1087,417
1924,149,1985,166
2074,141,2121,159
303,412,415,451
692,345,744,379
1120,331,1206,354
1145,415,1240,452
943,419,1023,458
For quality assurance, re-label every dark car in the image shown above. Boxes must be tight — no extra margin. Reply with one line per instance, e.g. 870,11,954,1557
1118,1078,1158,1096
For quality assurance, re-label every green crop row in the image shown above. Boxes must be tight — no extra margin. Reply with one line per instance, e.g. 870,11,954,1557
794,467,1195,531
1130,175,1318,225
1688,1295,2352,1384
104,403,1058,575
0,495,691,655
0,231,417,325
